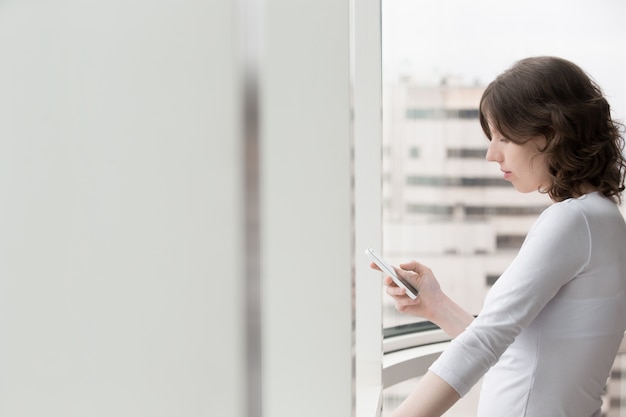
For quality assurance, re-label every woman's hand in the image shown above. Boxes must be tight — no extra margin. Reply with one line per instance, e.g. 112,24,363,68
372,260,442,322
370,260,474,338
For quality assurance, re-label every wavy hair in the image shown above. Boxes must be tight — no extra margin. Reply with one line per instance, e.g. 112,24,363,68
479,56,626,203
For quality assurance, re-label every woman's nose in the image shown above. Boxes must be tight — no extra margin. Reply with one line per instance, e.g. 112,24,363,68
485,141,500,162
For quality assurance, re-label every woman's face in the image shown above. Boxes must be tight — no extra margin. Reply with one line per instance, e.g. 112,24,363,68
485,124,552,194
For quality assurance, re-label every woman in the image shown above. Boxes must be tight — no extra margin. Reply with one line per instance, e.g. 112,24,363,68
377,57,626,417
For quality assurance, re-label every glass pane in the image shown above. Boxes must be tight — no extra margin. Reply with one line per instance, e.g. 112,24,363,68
381,2,626,415
381,0,626,333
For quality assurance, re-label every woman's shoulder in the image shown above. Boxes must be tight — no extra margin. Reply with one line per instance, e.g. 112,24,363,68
534,191,624,235
531,193,596,233
544,191,617,215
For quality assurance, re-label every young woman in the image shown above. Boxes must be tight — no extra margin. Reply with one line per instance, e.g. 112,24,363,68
377,56,626,417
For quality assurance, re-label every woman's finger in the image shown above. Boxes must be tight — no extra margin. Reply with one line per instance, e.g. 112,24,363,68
369,261,381,271
383,276,396,287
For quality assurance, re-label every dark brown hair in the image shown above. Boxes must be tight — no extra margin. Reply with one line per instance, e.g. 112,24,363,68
479,56,626,203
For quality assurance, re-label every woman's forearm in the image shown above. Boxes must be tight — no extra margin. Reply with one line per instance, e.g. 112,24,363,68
428,292,474,338
390,371,461,417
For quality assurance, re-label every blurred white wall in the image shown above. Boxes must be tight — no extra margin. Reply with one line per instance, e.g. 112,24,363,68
0,1,245,416
0,1,356,416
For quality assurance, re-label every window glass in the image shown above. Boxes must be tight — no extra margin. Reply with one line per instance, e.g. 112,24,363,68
381,0,626,332
381,1,626,415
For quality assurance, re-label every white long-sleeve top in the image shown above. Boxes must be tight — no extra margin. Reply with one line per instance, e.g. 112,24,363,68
429,192,626,417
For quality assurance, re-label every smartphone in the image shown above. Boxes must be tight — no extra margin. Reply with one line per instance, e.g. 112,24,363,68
365,248,418,299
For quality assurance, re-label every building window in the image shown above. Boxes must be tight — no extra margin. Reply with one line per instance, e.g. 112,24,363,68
447,148,487,159
406,176,510,187
404,204,548,219
486,274,501,286
465,206,548,217
406,108,479,119
496,234,526,250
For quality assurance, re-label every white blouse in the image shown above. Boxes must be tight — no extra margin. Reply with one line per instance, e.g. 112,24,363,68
429,192,626,417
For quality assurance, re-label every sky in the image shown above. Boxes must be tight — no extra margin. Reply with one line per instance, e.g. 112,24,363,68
382,0,626,121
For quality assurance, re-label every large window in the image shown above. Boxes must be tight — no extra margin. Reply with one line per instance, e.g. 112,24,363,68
381,0,626,415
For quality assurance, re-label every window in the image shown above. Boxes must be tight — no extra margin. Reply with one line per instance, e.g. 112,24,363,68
381,0,626,415
486,274,501,286
406,108,479,119
447,148,487,159
464,205,547,217
406,176,511,187
496,234,527,250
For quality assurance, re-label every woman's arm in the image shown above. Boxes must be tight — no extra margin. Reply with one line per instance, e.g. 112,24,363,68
389,371,461,417
372,260,470,416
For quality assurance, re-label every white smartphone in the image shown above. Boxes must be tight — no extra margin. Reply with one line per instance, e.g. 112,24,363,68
365,248,418,299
